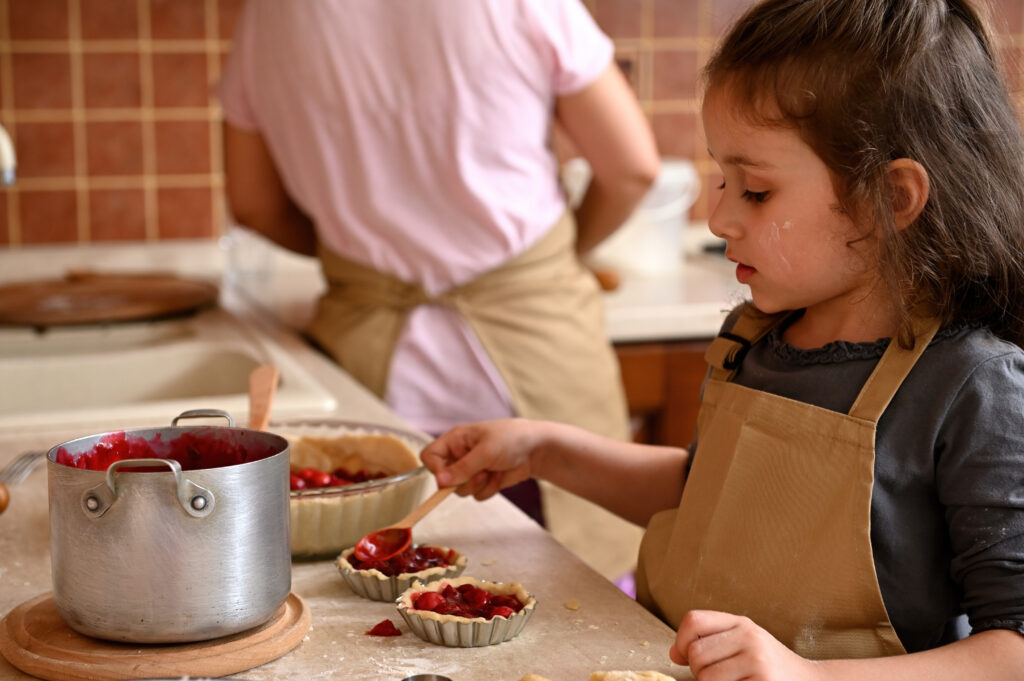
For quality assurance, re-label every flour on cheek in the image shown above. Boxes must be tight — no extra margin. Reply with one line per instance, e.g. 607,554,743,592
759,220,795,271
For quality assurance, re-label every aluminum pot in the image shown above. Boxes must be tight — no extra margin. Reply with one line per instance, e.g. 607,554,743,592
47,409,291,643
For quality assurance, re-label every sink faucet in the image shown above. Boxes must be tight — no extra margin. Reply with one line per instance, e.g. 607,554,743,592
0,124,15,186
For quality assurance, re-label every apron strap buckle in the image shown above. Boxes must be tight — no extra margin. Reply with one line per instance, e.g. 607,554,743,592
717,331,751,370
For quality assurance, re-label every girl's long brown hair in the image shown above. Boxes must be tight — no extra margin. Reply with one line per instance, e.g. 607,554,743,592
705,0,1024,347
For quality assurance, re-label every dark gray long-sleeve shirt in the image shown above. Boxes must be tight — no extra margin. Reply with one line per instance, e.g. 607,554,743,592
703,311,1024,652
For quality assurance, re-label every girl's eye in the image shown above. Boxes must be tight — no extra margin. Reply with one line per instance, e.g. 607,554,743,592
717,182,770,204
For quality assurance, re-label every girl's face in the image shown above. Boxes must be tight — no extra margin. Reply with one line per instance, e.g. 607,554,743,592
703,88,890,344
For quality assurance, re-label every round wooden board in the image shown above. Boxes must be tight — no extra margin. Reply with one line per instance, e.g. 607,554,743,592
0,273,219,327
0,592,310,681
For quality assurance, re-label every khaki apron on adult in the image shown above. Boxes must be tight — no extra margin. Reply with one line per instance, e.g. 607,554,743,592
637,307,940,659
308,211,641,579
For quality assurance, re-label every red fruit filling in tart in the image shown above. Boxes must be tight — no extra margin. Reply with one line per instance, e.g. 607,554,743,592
289,465,389,490
348,545,457,577
410,583,525,620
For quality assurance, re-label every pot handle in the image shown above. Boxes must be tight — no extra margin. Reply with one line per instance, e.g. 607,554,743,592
81,458,216,520
172,408,235,427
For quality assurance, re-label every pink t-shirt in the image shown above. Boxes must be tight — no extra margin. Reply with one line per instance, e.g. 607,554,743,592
219,0,612,434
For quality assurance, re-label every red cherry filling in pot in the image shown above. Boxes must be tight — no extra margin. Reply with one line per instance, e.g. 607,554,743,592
348,545,456,577
55,430,279,471
410,583,524,620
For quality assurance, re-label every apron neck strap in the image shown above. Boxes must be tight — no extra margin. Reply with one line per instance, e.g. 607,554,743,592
847,317,942,421
705,306,791,381
706,308,943,422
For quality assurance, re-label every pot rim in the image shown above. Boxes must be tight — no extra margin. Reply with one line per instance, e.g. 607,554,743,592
46,409,289,471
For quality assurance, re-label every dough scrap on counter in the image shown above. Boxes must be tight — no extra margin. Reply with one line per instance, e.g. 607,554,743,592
517,675,554,681
590,672,675,681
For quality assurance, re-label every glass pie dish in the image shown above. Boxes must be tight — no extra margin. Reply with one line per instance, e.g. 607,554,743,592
396,576,537,647
337,545,467,601
272,419,433,559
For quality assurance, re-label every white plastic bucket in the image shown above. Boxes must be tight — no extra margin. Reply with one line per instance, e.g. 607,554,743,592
563,157,701,274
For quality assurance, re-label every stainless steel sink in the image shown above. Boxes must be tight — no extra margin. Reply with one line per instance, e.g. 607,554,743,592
0,307,338,433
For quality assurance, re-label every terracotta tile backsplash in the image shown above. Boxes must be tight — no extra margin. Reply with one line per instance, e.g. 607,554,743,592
80,0,139,41
83,54,143,109
1,0,1023,246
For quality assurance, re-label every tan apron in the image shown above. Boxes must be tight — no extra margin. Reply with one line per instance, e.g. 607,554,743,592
636,307,940,659
308,211,640,578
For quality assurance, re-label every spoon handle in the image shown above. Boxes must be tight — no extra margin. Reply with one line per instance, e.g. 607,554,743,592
397,486,455,528
248,364,279,431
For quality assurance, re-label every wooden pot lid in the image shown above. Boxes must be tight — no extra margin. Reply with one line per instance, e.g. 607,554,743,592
0,592,310,681
0,272,219,327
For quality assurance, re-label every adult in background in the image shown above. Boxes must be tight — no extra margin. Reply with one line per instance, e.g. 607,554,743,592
219,0,660,581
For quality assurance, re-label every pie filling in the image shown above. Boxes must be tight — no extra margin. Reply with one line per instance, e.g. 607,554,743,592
289,465,388,490
347,545,458,577
400,577,534,622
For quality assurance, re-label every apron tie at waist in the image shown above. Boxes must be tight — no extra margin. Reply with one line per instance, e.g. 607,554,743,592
320,277,470,313
307,210,630,441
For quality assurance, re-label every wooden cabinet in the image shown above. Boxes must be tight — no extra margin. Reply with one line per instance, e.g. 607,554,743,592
615,339,712,448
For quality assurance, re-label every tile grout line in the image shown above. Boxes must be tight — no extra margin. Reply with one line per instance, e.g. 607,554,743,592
7,38,220,53
0,0,18,246
639,0,654,107
695,0,714,219
4,107,219,123
206,0,224,238
12,174,217,191
138,0,158,242
69,0,90,243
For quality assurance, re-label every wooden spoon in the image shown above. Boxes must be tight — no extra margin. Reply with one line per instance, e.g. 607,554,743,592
353,486,455,562
248,364,279,430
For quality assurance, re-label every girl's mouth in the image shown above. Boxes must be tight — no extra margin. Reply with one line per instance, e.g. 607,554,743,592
735,263,756,284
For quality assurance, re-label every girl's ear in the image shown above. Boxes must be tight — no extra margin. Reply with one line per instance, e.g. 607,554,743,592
887,159,930,230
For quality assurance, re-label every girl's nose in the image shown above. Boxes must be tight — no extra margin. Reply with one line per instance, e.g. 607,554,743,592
707,191,739,241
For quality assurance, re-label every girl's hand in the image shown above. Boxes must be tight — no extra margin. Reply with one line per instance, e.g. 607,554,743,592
671,610,821,681
419,419,545,501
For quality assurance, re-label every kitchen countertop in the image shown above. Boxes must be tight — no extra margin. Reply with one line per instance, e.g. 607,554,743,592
0,434,693,681
221,224,748,344
0,224,747,345
0,236,716,680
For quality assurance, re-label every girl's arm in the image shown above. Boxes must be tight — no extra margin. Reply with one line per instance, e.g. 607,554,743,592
222,122,318,257
420,419,688,526
555,62,660,256
673,610,1024,681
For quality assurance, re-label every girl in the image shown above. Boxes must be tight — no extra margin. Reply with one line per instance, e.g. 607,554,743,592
421,0,1024,679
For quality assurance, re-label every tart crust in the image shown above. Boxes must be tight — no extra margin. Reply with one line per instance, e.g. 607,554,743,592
396,576,537,647
287,432,420,476
277,421,432,558
336,546,467,602
397,576,535,623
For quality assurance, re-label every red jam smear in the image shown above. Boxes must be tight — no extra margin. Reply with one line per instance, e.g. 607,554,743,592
55,430,279,472
349,545,456,577
410,583,524,620
365,619,402,637
289,465,388,490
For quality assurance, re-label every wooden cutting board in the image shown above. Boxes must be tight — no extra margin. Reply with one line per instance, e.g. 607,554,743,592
0,592,310,681
0,271,219,327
